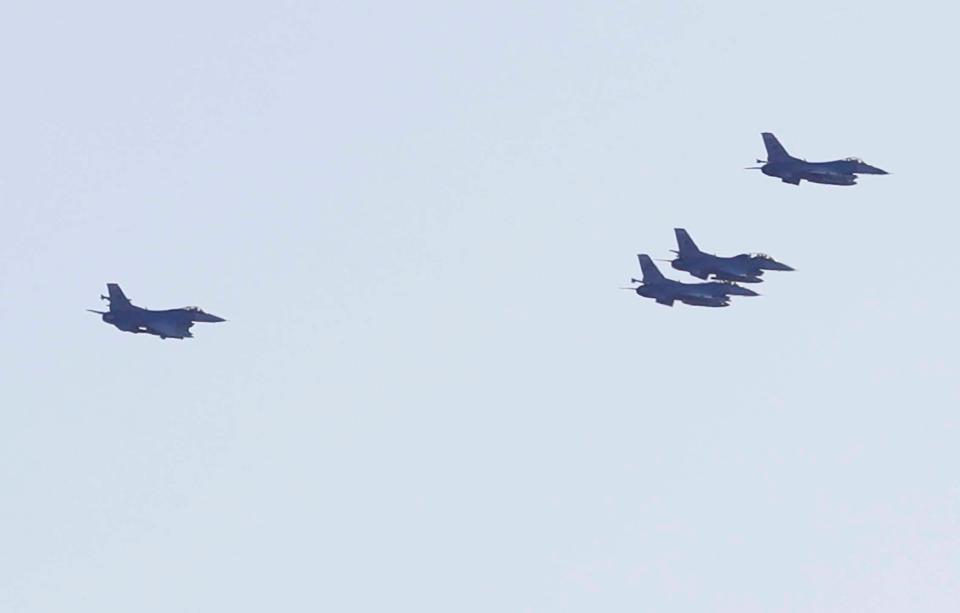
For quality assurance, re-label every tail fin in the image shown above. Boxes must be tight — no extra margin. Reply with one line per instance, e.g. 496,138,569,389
637,254,666,284
761,132,791,162
105,283,133,310
674,228,701,256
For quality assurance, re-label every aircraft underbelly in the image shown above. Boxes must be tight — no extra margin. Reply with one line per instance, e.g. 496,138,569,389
713,270,761,283
679,290,726,307
804,171,856,185
681,296,727,307
148,319,193,339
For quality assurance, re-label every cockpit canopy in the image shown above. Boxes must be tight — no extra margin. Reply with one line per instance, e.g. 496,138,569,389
750,253,773,260
182,306,205,313
843,157,864,163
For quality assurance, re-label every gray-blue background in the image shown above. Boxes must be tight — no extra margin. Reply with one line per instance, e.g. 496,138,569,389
2,2,957,611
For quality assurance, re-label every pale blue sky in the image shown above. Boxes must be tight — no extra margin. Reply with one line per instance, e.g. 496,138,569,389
2,2,958,611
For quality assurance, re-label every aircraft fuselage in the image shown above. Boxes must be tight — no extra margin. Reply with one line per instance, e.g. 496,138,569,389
635,279,757,307
91,284,226,339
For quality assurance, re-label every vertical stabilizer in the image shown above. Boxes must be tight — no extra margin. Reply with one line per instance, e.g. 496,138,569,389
637,254,666,284
674,228,701,256
761,132,791,162
105,283,133,310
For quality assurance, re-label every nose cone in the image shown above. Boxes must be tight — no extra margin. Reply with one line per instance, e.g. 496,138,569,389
194,312,226,323
854,161,888,175
759,259,795,272
724,284,760,297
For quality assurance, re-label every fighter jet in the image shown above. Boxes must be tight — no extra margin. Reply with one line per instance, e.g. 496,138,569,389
88,283,226,339
626,254,759,307
669,228,794,283
748,132,888,186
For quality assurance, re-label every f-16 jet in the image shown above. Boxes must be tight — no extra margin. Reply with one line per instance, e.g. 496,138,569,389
669,228,794,283
749,132,888,186
88,283,225,339
626,254,758,307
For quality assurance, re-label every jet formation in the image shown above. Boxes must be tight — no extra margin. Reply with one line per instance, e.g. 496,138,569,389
627,133,889,308
748,132,888,186
628,228,795,308
89,135,887,328
88,284,226,339
626,254,758,308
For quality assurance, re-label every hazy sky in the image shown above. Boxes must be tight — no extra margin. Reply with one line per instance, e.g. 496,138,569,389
2,2,958,611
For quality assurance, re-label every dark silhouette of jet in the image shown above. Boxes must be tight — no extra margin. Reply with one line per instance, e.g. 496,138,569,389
626,254,758,307
88,283,226,339
669,228,794,283
749,132,888,186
